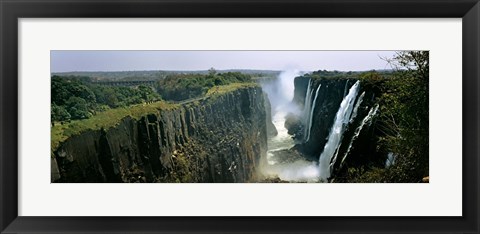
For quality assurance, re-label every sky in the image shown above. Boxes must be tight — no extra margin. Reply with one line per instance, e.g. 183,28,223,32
51,51,398,73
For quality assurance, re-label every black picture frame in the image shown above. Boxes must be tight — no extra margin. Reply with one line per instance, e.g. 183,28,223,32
1,0,479,233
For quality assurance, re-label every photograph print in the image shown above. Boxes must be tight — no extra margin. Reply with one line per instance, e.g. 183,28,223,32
50,50,429,183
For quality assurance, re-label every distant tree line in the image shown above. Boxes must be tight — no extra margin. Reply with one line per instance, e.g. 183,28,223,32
305,69,391,80
155,71,252,101
51,75,161,124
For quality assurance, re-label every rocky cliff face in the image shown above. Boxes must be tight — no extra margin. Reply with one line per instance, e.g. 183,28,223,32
294,77,356,158
263,93,278,137
52,86,268,183
290,76,385,180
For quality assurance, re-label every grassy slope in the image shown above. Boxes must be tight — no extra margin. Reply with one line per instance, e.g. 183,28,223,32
51,101,178,151
51,82,257,151
206,82,257,97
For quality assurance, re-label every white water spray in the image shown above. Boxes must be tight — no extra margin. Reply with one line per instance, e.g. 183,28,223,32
261,70,323,182
340,104,379,167
305,84,321,142
318,81,360,181
302,80,317,142
303,80,313,131
277,69,300,107
262,69,301,163
350,92,365,123
264,160,320,182
386,152,396,168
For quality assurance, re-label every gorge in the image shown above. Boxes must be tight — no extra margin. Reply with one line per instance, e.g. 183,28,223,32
52,85,268,183
259,70,384,182
51,69,424,183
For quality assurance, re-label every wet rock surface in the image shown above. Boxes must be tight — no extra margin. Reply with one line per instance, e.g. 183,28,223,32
290,77,385,181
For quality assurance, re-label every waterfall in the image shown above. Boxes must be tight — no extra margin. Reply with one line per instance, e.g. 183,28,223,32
303,80,313,123
343,80,349,97
318,80,360,181
263,69,300,165
305,84,321,142
261,71,322,182
350,92,365,123
302,80,313,140
340,104,379,167
385,152,396,168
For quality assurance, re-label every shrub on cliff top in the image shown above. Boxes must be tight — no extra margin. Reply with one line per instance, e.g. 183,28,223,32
156,72,253,101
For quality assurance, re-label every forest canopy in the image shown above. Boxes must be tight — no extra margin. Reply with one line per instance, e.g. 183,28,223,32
51,76,161,123
155,71,252,101
51,71,253,123
346,51,429,182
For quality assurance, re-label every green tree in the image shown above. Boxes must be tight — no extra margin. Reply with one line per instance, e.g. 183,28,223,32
51,76,71,106
208,67,217,76
103,88,120,107
378,51,429,182
66,96,91,119
51,104,71,123
138,85,160,103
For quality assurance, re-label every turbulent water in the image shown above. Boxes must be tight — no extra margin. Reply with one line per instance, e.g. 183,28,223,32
262,70,320,182
262,75,378,183
265,108,320,182
318,81,360,181
267,110,295,155
262,70,300,157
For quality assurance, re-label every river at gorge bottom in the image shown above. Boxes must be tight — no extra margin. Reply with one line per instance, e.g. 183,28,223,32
261,110,321,182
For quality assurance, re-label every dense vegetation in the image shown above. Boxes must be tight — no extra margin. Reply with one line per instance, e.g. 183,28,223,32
52,71,255,124
155,71,253,101
304,69,394,80
50,82,255,151
50,70,257,150
53,69,279,82
51,76,161,123
298,53,429,183
51,56,429,183
345,51,429,182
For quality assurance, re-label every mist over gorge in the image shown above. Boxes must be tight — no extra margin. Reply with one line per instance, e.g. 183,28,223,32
260,71,384,182
51,51,429,183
